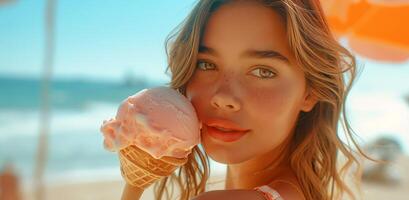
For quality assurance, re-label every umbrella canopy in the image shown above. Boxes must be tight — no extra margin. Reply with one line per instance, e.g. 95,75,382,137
322,0,409,62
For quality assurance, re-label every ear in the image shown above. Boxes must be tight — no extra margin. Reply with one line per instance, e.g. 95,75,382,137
300,89,318,112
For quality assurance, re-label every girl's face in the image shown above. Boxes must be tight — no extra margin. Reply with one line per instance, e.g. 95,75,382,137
186,1,317,164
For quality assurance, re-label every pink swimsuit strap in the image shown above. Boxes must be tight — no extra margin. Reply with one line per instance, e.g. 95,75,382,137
254,179,303,200
254,185,284,200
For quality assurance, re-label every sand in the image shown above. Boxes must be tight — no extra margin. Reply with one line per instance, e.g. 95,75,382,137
21,155,409,200
22,175,226,200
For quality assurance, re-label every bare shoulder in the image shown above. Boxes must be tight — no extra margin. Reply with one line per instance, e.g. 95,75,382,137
268,180,306,200
191,189,266,200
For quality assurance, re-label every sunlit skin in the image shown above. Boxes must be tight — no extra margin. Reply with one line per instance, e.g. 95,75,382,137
185,1,317,197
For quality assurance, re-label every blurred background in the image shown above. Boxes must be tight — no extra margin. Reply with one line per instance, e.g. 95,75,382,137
0,0,408,199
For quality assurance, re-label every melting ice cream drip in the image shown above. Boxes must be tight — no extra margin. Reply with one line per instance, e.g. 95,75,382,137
100,87,201,159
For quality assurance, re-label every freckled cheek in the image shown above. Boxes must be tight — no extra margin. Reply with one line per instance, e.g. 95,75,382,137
185,78,211,118
246,85,291,118
248,90,281,113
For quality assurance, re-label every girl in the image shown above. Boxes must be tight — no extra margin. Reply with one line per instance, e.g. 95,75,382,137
122,0,370,199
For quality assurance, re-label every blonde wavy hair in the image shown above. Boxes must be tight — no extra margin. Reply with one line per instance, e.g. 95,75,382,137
154,0,371,199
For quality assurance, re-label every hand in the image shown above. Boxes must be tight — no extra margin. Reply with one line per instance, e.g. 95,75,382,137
121,183,144,200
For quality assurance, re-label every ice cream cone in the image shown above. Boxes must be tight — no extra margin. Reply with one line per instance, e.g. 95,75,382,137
100,87,200,189
118,145,188,189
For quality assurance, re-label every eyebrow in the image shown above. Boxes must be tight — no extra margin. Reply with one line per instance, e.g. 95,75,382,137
198,45,289,62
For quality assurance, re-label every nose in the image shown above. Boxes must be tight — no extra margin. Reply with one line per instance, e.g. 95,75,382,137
211,95,240,112
210,85,241,112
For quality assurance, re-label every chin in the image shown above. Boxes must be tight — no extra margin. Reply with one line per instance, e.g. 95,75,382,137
200,130,250,164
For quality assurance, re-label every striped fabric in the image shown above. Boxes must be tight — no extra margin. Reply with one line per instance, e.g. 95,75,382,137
254,185,284,200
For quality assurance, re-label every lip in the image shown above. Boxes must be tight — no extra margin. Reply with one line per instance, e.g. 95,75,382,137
204,118,250,142
205,125,249,142
205,118,250,132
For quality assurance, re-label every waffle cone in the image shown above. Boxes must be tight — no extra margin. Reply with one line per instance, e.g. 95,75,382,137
119,145,188,189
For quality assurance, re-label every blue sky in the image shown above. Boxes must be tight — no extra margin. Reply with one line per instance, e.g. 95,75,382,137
0,0,408,83
0,0,197,83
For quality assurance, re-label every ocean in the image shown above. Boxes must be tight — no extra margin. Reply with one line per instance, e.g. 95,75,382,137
0,76,228,187
0,62,408,186
0,76,152,185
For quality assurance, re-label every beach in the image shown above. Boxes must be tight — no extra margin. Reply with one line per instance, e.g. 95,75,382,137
21,155,409,200
1,0,409,198
22,174,226,200
0,77,407,200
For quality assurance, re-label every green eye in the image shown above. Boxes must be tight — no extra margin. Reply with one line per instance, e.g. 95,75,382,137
197,60,216,70
250,67,277,79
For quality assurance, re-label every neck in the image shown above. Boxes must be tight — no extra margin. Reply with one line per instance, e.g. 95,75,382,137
224,144,292,190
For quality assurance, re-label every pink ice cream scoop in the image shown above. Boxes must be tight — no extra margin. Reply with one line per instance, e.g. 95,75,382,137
100,86,201,159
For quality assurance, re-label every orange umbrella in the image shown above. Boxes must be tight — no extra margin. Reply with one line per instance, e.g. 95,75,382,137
321,0,409,62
